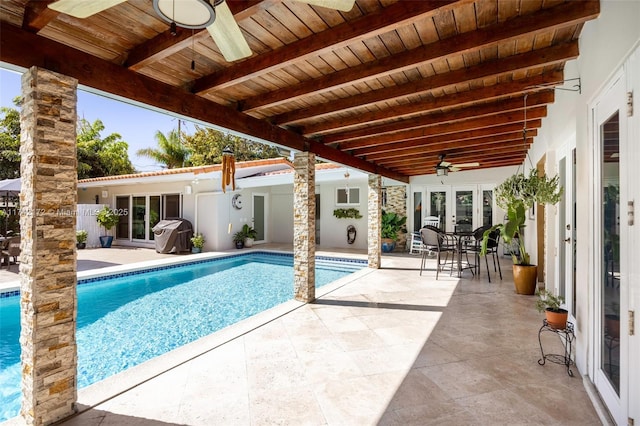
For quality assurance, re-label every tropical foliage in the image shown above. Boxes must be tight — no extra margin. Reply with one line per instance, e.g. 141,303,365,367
136,129,191,169
182,126,281,166
482,169,563,265
77,119,135,179
381,210,407,240
0,98,22,179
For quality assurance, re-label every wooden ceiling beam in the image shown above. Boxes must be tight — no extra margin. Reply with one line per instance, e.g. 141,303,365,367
393,157,526,175
192,0,463,93
390,151,529,169
125,1,273,71
239,0,598,113
273,41,578,125
302,72,563,135
0,24,408,183
350,125,539,159
378,142,534,168
337,107,546,151
22,0,59,32
321,91,554,144
361,133,537,162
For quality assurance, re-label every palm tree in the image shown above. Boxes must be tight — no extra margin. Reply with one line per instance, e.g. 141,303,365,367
137,129,191,169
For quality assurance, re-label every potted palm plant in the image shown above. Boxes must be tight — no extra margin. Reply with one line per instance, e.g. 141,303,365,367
535,289,568,329
76,230,88,249
96,206,119,248
381,210,407,253
481,169,563,294
242,224,258,248
232,230,245,249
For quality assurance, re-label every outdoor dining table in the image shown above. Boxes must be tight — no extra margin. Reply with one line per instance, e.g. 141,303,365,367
445,231,475,278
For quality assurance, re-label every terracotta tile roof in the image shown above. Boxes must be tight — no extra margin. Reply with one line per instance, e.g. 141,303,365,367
79,158,293,183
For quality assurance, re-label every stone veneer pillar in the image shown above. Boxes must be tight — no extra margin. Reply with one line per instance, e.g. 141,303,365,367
293,152,316,302
19,67,78,425
368,175,381,268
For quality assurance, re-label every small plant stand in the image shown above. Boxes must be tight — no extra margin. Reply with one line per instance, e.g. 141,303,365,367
537,319,575,377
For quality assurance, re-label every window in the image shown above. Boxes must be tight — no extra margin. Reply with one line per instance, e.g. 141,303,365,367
336,187,359,205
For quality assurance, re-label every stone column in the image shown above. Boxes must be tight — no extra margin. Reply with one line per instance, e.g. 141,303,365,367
19,67,78,425
293,152,315,302
368,174,381,268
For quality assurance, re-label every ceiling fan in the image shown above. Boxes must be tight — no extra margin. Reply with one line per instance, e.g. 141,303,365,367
48,0,356,62
435,154,479,176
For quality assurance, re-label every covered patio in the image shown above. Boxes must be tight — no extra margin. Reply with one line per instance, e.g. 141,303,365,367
1,248,603,425
2,0,630,424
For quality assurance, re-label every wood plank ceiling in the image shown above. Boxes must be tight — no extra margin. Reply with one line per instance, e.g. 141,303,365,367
0,0,600,182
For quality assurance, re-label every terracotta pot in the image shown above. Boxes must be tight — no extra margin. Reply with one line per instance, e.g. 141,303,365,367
545,308,568,329
512,264,537,295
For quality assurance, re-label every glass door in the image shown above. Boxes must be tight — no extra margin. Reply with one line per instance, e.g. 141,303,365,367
452,186,476,233
594,73,628,426
557,148,577,316
132,196,146,240
252,193,266,243
148,196,160,241
427,189,447,230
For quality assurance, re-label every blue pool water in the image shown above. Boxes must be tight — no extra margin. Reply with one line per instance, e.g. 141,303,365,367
0,252,364,422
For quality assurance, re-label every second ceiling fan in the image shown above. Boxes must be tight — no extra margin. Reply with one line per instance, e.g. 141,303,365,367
435,154,479,176
49,0,356,62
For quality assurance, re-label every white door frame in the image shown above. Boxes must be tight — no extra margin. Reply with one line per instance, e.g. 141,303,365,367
590,68,629,426
556,143,576,321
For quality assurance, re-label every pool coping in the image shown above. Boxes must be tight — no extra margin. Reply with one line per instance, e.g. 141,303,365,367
1,249,374,423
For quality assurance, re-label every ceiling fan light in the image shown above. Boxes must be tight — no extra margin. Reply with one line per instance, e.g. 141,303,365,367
436,167,448,177
153,0,216,29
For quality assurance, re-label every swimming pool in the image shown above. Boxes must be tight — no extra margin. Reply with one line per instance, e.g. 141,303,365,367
0,251,365,422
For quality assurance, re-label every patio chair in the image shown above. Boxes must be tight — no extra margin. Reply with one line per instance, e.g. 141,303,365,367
2,236,20,269
419,226,455,279
465,226,502,282
409,216,440,254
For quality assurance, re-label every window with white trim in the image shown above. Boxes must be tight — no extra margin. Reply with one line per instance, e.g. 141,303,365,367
336,187,360,205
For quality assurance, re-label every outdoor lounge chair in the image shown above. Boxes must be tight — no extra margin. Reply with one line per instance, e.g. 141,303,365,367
2,236,20,269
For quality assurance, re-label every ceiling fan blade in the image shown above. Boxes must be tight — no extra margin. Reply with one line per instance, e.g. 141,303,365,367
440,161,451,167
48,0,126,18
295,0,356,12
452,162,480,168
206,1,252,62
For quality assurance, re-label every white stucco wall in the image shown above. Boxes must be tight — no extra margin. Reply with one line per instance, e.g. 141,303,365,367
528,0,640,398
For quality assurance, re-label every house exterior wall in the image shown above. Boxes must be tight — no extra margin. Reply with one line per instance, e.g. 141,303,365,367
530,1,640,423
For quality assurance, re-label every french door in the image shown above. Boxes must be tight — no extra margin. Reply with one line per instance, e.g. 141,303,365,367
416,185,495,233
116,194,181,242
252,193,267,243
593,71,629,426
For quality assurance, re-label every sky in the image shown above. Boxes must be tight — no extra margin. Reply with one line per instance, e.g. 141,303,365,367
0,67,197,172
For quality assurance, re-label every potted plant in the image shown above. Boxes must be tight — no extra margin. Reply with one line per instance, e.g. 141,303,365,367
190,233,205,253
481,169,563,294
242,224,258,248
76,230,88,249
381,210,407,253
96,206,119,248
535,289,568,329
232,230,245,249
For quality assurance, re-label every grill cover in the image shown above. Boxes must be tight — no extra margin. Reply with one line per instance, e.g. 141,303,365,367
151,219,193,254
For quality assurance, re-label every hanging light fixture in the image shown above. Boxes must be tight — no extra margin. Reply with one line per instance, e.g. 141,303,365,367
152,0,223,30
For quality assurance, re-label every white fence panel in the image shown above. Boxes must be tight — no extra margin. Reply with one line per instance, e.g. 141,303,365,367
76,204,107,248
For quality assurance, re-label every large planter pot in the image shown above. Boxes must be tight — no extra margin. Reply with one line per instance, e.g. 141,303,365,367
545,308,569,329
512,264,537,295
99,236,113,248
76,243,86,250
244,238,254,248
235,241,244,249
191,247,202,254
381,238,396,253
